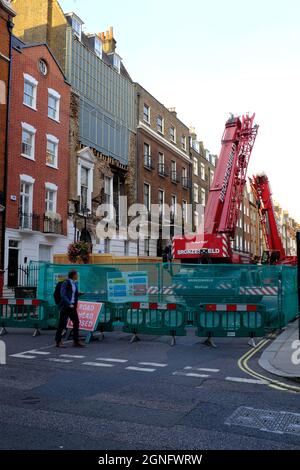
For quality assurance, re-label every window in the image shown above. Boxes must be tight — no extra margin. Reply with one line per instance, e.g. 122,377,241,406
144,183,151,211
144,143,151,168
48,89,60,121
143,104,150,123
201,188,206,206
20,175,34,229
182,167,188,187
193,157,198,176
104,176,113,218
158,152,165,175
113,54,121,73
200,163,206,180
45,184,57,213
21,123,36,160
181,135,187,150
171,160,177,182
171,195,177,215
158,190,164,215
170,126,176,143
144,238,150,257
46,134,59,168
210,170,214,184
80,167,89,211
157,115,164,134
194,184,199,203
72,17,82,40
23,74,37,109
94,37,103,58
194,212,199,231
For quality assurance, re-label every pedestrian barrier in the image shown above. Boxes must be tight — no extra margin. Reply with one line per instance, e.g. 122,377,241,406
195,303,266,339
0,299,48,336
2,261,297,344
123,302,187,345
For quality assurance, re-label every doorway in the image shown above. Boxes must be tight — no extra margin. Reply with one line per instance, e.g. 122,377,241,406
7,240,20,287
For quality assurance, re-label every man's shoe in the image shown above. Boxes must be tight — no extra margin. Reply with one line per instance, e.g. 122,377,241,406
56,342,66,348
73,341,86,348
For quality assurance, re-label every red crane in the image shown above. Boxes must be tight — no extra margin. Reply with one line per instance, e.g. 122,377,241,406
249,174,296,265
173,114,259,263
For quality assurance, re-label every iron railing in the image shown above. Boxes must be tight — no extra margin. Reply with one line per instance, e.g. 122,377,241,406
144,155,153,169
19,211,40,231
182,177,192,189
43,216,63,235
158,164,168,177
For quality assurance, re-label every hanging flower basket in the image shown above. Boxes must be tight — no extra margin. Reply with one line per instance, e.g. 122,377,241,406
67,241,90,264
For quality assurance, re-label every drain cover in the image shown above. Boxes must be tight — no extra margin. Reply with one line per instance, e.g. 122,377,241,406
226,406,300,436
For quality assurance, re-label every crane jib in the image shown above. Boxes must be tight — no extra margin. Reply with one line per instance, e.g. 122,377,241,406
219,143,236,203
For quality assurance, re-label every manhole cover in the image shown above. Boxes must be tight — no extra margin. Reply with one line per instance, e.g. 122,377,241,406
225,406,300,436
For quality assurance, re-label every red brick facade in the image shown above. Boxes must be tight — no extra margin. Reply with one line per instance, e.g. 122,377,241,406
0,0,15,270
6,42,70,235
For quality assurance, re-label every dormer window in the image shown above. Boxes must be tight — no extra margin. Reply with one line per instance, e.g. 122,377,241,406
94,37,103,59
113,54,121,73
72,17,82,40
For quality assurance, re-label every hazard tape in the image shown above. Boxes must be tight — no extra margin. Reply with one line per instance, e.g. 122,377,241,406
131,302,177,311
205,304,258,312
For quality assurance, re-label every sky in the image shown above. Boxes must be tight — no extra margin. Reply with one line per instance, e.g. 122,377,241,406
60,0,300,220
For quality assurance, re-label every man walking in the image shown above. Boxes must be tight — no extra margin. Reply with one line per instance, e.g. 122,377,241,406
55,270,84,348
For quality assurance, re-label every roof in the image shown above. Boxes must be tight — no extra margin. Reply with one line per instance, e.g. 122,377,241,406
12,36,70,85
0,0,16,16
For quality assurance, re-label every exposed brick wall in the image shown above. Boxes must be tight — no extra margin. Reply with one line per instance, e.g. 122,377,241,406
6,43,71,235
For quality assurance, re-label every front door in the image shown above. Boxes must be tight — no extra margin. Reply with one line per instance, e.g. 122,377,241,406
8,241,20,287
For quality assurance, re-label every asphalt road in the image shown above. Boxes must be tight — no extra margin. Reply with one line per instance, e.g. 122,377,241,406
1,327,300,450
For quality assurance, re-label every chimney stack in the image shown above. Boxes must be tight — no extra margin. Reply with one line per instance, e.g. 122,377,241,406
99,26,116,54
168,107,177,117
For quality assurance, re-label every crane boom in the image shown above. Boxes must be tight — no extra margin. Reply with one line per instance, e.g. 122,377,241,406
173,114,259,263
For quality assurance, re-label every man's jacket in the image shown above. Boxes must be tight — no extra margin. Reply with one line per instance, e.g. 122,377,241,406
59,279,79,310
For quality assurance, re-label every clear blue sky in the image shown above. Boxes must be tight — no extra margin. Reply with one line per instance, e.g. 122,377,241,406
60,0,300,220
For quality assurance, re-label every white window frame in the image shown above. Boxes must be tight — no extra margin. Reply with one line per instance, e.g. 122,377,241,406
194,183,199,204
157,115,164,134
77,149,95,214
181,135,187,151
20,175,35,228
171,194,177,215
72,17,82,40
21,122,36,161
46,134,59,169
113,53,121,73
48,88,61,122
193,157,198,176
143,104,150,123
143,183,151,212
170,126,176,143
45,182,58,213
200,163,206,181
182,200,188,222
201,188,206,206
104,176,114,219
23,74,38,110
158,189,165,216
94,36,103,59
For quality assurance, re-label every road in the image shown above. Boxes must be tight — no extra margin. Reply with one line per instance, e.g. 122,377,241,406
1,328,300,450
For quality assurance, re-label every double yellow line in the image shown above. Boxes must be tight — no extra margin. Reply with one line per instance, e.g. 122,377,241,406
238,339,300,393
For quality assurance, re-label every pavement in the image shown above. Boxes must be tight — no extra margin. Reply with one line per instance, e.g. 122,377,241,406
259,320,300,379
0,327,300,450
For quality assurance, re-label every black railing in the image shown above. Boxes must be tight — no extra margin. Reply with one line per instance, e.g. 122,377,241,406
19,211,40,231
144,155,153,169
182,177,192,189
171,171,180,183
158,164,168,177
14,265,39,288
43,216,63,235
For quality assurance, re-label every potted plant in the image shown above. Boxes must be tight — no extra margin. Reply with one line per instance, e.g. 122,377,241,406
67,241,90,264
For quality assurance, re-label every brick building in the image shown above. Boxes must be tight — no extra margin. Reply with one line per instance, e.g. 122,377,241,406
0,0,15,279
12,0,137,256
135,84,192,256
189,128,217,230
5,37,70,286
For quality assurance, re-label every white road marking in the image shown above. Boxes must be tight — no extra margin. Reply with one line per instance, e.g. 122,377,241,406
48,358,73,364
126,366,156,373
173,372,210,378
83,362,114,368
184,367,220,373
27,350,51,356
226,377,266,385
60,355,85,359
95,358,128,363
139,362,167,368
10,354,36,359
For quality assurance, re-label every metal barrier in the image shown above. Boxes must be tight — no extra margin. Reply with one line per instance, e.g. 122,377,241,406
123,302,187,345
195,303,266,340
0,299,48,336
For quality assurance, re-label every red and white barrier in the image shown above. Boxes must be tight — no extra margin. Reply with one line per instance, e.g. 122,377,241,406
205,304,258,312
0,299,42,306
131,302,177,311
